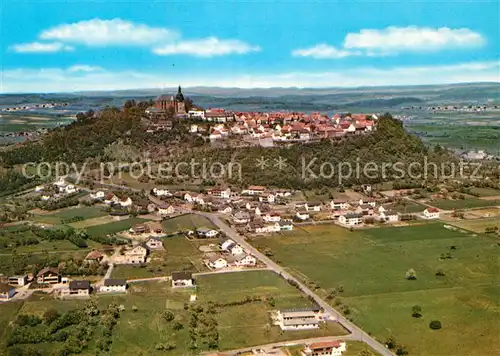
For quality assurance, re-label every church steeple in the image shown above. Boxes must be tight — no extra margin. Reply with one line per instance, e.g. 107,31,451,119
176,85,184,102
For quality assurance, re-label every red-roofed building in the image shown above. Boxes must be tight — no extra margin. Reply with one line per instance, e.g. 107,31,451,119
423,207,440,219
302,341,347,356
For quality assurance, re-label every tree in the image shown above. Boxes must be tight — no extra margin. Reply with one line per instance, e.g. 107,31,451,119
359,350,373,356
172,321,184,330
405,268,417,280
411,305,422,318
84,299,99,317
435,269,446,277
161,310,175,322
429,320,442,330
43,309,60,325
385,337,396,349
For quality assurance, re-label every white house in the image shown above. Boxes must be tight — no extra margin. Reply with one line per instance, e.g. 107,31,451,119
229,244,244,256
241,185,266,196
99,279,127,293
330,200,350,210
118,197,133,207
158,204,175,216
256,222,281,233
262,212,281,222
279,220,294,231
207,256,228,269
296,210,310,221
217,205,233,214
196,228,219,238
152,187,172,197
379,210,399,222
188,109,205,120
90,191,105,200
234,254,257,267
220,238,236,251
259,193,276,204
207,187,231,199
145,237,164,250
339,212,363,226
302,341,347,356
359,198,376,207
171,271,194,288
276,308,321,331
8,275,28,287
62,184,78,194
423,207,440,219
306,202,322,212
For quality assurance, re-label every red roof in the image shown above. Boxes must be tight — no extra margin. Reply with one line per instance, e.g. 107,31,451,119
309,341,343,349
426,207,440,213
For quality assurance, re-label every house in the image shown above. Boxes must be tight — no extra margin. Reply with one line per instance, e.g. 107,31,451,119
294,201,308,210
338,212,363,226
61,280,92,297
302,341,347,356
330,200,350,210
157,204,175,216
256,222,281,233
220,238,236,251
196,228,219,238
276,308,321,331
152,187,172,197
279,220,294,231
258,193,276,204
296,210,310,221
423,207,440,219
306,202,322,212
8,275,28,287
145,237,164,250
104,193,119,205
89,191,105,201
118,197,133,207
37,267,60,284
234,254,257,267
84,250,105,264
379,210,399,222
207,187,231,199
99,279,127,293
206,255,228,269
229,244,244,256
145,221,164,234
123,245,149,264
275,189,292,197
262,212,281,222
171,271,194,288
242,185,266,196
0,283,16,300
358,198,376,207
217,205,233,214
129,224,150,235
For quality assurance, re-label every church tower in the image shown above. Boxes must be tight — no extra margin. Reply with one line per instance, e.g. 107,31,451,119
175,85,186,114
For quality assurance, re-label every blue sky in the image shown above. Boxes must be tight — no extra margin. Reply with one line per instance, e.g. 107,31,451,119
1,0,499,92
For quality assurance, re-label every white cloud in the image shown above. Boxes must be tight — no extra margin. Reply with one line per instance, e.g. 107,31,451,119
67,65,103,72
292,44,361,59
40,18,178,46
10,42,74,53
152,37,261,57
1,61,498,93
293,26,486,59
344,26,486,53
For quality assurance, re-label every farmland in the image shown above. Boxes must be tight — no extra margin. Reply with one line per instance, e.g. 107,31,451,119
83,217,149,237
161,213,217,234
428,197,500,210
251,223,500,356
32,206,108,225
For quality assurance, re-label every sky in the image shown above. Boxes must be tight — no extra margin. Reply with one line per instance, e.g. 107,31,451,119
0,0,499,93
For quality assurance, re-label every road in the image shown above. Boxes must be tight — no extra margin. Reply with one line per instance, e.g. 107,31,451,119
195,211,395,356
204,335,357,355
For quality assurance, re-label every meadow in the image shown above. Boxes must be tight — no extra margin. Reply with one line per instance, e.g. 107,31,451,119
0,271,348,355
32,206,108,225
251,223,500,356
428,197,500,210
161,213,217,234
83,217,148,237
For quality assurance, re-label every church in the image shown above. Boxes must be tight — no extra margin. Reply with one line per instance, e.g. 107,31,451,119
153,86,186,116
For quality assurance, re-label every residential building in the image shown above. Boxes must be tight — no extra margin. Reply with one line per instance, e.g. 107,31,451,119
229,244,244,256
330,200,350,210
0,283,16,300
423,207,440,219
279,220,294,231
242,185,266,196
259,193,276,204
339,213,363,226
152,187,172,197
8,275,28,287
262,212,281,222
61,280,92,297
171,271,194,288
89,191,105,200
379,210,399,222
37,267,60,284
207,187,231,199
234,254,257,267
145,237,164,250
306,202,322,212
296,210,310,221
196,228,219,238
206,255,228,269
84,250,105,264
99,279,127,293
276,308,321,331
302,341,347,356
158,204,175,216
123,245,148,264
220,238,236,251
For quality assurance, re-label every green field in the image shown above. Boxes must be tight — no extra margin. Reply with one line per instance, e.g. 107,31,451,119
428,198,500,210
111,235,207,279
387,201,427,213
252,223,500,356
84,217,148,237
33,206,108,225
469,187,500,197
161,214,217,234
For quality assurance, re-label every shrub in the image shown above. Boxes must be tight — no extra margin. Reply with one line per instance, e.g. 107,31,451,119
429,320,442,330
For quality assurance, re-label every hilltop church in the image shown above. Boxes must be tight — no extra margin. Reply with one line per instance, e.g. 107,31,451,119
151,86,187,117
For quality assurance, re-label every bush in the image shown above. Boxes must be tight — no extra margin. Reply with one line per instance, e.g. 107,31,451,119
429,320,442,330
43,308,60,325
